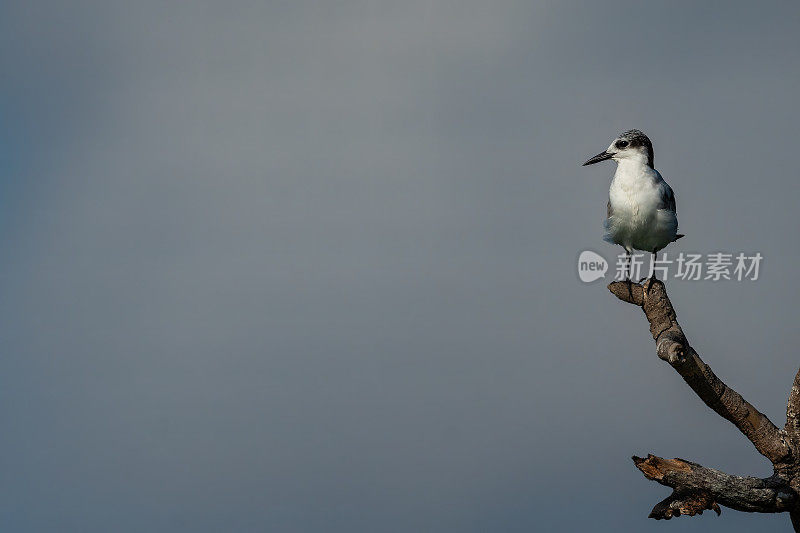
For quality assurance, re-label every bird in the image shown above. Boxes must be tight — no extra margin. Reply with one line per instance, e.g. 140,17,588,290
582,129,683,283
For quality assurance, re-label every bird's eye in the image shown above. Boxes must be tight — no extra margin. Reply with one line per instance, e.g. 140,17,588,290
616,140,629,149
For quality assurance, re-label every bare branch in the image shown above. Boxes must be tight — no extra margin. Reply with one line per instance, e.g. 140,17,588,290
608,280,791,464
633,454,797,517
787,367,800,441
648,490,720,520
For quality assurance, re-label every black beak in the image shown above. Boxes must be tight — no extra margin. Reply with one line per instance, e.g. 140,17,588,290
582,151,614,166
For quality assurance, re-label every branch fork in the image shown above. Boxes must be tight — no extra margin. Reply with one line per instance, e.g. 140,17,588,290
607,279,800,527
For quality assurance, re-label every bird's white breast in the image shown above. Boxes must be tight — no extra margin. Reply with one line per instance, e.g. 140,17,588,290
605,161,677,252
608,163,661,217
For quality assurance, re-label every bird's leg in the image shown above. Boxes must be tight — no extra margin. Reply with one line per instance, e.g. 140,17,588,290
621,249,634,299
650,250,658,281
624,250,632,281
638,252,649,283
645,250,659,294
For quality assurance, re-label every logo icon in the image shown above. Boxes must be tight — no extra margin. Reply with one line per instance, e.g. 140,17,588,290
578,250,608,283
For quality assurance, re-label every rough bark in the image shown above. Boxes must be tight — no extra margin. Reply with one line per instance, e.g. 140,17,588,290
633,454,795,517
787,368,800,448
607,279,800,528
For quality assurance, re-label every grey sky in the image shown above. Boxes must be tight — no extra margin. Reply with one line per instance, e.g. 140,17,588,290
1,1,799,531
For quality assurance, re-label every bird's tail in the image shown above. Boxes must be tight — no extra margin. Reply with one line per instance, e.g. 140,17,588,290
673,234,685,241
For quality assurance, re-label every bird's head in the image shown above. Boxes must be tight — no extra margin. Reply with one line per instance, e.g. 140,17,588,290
582,129,654,168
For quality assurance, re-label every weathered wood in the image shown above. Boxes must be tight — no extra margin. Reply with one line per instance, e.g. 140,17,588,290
608,279,790,464
607,279,800,528
648,490,720,520
633,454,795,516
787,368,800,445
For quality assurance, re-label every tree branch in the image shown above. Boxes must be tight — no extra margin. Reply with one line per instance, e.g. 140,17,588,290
608,279,791,464
633,454,797,518
787,367,800,442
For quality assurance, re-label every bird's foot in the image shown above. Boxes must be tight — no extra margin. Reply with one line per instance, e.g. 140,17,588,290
644,275,659,295
624,277,635,298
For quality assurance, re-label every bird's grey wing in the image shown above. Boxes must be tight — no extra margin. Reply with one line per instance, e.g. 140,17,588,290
657,182,676,213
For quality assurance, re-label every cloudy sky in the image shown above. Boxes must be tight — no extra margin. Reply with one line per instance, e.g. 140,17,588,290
1,1,799,531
